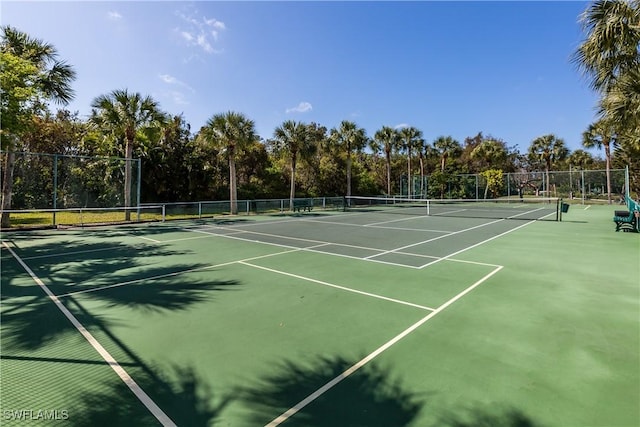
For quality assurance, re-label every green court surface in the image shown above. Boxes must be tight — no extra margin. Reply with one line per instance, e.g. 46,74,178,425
1,204,638,426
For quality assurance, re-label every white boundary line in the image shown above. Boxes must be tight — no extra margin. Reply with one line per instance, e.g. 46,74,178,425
55,247,308,298
364,218,505,260
2,241,178,427
256,217,452,234
239,261,436,311
416,220,538,269
266,264,504,426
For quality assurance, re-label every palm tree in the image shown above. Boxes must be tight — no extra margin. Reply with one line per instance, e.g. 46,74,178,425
582,118,617,203
90,89,166,219
568,149,596,199
415,137,428,197
272,120,317,210
598,67,640,144
199,111,257,215
328,120,367,199
568,149,595,170
573,0,640,191
572,0,640,93
373,126,400,195
528,134,568,197
471,139,508,198
1,26,76,227
433,136,462,173
399,126,423,198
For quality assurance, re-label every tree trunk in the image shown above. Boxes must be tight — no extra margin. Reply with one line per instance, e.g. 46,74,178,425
407,147,412,198
229,152,238,215
124,139,133,221
1,151,16,228
419,156,425,197
605,143,612,204
346,150,352,198
545,165,550,197
289,155,297,211
385,151,391,196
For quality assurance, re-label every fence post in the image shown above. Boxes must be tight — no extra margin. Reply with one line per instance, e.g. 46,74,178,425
53,154,58,226
136,158,142,221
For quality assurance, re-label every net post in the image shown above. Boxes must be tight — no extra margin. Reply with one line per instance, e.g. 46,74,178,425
162,205,166,222
558,198,562,222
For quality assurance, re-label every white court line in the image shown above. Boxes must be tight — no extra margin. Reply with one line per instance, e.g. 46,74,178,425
56,247,308,298
266,264,504,426
364,218,505,260
189,226,390,257
300,218,451,234
162,230,246,243
134,235,161,243
186,227,433,269
239,261,435,311
364,215,427,227
417,220,536,269
21,246,129,261
393,250,502,268
584,205,591,210
2,241,177,427
186,224,504,270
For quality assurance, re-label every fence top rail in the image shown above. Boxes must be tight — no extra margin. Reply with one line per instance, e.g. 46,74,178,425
0,150,139,162
0,206,165,213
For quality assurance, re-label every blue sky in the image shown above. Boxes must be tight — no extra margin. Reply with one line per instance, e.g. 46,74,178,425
3,1,600,153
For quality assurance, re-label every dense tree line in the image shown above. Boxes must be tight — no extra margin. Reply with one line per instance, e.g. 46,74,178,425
2,1,639,225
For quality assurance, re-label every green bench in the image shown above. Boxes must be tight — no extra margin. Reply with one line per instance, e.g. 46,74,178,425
292,198,313,212
613,196,639,232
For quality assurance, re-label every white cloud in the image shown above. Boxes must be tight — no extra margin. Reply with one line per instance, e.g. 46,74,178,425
286,102,313,114
196,34,213,53
158,74,194,92
176,10,226,54
107,11,122,20
394,123,409,129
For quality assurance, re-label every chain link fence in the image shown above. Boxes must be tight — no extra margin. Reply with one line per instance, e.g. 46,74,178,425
402,168,628,203
1,151,141,209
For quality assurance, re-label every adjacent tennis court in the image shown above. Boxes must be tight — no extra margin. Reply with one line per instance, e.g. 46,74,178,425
1,203,638,426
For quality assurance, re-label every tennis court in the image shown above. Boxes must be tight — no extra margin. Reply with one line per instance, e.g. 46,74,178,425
1,202,638,426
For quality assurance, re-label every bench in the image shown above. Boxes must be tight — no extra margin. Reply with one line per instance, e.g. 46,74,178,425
613,195,639,232
292,198,313,212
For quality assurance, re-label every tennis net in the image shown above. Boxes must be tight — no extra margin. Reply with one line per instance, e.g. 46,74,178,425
344,196,563,221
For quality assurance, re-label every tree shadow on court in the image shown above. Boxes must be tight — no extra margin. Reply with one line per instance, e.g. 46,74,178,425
2,234,242,351
2,273,240,351
72,364,233,427
64,295,234,427
435,406,548,427
238,355,550,427
1,297,109,350
2,230,245,425
239,355,426,426
88,275,240,313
